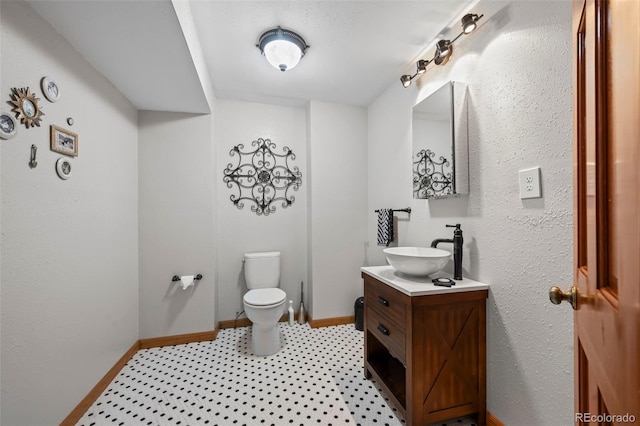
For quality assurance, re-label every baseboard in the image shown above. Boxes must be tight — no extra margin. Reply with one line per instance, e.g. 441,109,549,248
62,329,219,423
218,314,354,329
218,313,306,329
487,411,505,426
307,314,355,328
218,317,253,329
139,329,219,349
60,341,140,426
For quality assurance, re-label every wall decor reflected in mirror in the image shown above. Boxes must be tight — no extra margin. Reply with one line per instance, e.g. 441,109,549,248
412,81,468,199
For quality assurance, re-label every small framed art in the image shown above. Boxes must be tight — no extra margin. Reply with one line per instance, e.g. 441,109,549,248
41,77,61,103
0,113,18,139
50,125,78,157
56,157,72,180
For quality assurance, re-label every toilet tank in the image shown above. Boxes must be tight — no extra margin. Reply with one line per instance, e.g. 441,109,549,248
243,251,281,289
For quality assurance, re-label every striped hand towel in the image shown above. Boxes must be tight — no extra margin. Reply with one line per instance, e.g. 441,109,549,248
377,209,394,246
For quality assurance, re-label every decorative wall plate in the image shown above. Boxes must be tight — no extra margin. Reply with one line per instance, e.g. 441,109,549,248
0,112,18,139
55,157,72,180
9,87,44,128
41,77,61,102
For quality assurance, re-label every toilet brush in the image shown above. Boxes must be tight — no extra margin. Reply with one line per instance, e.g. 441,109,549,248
298,281,306,324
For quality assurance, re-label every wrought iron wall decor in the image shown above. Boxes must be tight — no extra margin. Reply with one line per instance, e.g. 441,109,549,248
413,148,452,198
223,137,302,216
412,81,468,199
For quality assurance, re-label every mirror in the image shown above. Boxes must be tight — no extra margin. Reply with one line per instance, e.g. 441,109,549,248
412,81,468,199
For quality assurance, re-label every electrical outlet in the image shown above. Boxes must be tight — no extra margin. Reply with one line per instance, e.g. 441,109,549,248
519,167,542,199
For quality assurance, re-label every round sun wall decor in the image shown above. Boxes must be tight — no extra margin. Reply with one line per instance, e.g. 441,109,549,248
9,87,44,129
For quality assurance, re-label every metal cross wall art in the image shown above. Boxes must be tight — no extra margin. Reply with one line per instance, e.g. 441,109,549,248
413,148,453,198
223,138,302,216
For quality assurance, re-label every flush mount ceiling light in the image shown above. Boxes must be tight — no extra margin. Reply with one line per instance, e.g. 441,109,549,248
400,13,484,88
257,26,309,72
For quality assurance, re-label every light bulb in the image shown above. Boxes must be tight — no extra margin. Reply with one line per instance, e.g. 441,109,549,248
263,39,302,72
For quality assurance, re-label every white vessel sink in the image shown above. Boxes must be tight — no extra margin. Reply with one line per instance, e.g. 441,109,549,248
382,247,451,276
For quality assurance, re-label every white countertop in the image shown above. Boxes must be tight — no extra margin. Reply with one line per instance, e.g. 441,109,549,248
361,265,489,297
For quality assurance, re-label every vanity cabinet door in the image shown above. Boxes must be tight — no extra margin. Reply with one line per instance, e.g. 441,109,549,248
410,294,487,425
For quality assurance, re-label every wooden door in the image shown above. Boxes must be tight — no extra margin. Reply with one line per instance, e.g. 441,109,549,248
557,0,640,423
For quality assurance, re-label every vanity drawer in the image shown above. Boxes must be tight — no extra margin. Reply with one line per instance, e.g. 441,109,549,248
366,305,406,363
364,276,407,327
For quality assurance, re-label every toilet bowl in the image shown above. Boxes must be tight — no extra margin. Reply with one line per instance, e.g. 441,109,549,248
243,288,286,356
242,251,286,356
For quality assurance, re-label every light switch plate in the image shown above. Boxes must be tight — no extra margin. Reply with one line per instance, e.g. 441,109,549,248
519,167,542,199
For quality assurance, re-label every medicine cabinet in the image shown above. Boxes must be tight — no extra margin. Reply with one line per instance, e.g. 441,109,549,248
412,81,469,199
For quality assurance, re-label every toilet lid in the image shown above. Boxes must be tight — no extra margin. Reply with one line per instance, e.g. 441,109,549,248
243,288,286,306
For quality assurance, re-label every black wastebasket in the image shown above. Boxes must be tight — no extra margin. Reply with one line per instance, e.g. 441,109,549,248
354,297,364,331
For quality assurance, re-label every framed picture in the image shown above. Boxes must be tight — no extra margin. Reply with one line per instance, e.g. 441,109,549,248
41,77,61,103
50,125,78,157
0,112,18,139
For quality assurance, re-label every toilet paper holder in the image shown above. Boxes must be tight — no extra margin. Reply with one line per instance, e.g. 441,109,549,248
172,274,203,282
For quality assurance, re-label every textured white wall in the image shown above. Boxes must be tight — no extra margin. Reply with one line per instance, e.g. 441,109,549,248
215,100,308,321
1,1,139,423
0,2,4,416
137,0,218,339
307,101,368,319
367,1,574,424
0,2,4,419
138,110,216,339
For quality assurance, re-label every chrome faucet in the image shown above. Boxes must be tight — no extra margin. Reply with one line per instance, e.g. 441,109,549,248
431,224,463,280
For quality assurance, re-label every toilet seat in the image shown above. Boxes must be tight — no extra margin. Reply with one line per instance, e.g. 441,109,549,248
243,288,286,307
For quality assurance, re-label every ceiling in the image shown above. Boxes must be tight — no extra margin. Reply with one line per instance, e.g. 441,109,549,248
27,0,210,113
27,0,475,111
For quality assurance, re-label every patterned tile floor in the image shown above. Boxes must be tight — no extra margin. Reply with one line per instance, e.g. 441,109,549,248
79,323,477,426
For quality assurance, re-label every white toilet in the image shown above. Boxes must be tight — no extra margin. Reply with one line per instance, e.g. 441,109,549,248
242,251,286,356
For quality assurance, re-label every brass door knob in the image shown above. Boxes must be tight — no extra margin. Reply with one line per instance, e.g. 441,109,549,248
549,286,578,310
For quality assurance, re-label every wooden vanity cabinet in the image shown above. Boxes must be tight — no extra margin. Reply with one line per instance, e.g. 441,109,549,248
363,273,488,426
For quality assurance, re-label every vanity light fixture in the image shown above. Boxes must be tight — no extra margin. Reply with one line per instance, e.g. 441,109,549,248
402,59,432,87
462,13,481,34
400,13,483,88
401,74,413,88
416,59,429,74
434,39,452,65
257,26,309,72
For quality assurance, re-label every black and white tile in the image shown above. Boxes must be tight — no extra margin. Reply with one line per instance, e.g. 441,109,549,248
78,323,477,426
